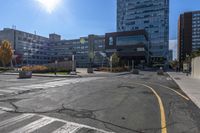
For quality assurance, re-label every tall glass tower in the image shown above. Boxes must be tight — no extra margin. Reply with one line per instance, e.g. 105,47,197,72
117,0,169,60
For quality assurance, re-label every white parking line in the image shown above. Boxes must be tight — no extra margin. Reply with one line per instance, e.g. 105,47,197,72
0,114,34,128
10,117,55,133
0,106,113,133
0,89,16,93
0,110,5,115
7,77,103,91
52,123,81,133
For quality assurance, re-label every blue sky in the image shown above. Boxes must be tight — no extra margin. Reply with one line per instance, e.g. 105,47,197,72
0,0,200,57
0,0,200,39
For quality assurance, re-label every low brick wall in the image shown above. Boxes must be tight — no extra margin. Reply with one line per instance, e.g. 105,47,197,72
192,56,200,79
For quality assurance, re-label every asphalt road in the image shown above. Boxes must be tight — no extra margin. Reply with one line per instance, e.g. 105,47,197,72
0,71,200,133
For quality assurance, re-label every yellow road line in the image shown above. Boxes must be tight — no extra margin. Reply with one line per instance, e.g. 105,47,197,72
147,82,190,101
135,83,167,133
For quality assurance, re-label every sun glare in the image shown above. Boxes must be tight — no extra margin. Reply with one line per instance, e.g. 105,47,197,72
35,0,61,13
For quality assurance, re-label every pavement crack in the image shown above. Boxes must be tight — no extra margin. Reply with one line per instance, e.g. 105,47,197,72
117,85,135,90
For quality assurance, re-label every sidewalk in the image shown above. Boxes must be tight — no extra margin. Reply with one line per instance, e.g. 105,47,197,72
168,72,200,108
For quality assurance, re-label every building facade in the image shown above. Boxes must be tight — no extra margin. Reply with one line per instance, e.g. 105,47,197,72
49,35,105,68
178,11,200,66
117,0,169,61
0,28,105,67
0,28,50,65
105,30,149,66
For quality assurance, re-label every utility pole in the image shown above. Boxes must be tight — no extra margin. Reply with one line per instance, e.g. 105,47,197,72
70,53,77,75
87,35,95,73
110,56,113,72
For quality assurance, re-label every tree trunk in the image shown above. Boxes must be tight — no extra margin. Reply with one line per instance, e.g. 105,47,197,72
2,60,5,67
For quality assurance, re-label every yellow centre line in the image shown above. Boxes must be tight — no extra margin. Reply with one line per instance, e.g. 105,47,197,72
135,83,167,133
153,83,190,101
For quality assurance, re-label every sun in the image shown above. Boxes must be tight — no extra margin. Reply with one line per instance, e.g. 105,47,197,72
35,0,62,13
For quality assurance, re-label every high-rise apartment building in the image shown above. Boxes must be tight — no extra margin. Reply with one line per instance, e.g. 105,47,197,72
178,11,200,65
117,0,169,61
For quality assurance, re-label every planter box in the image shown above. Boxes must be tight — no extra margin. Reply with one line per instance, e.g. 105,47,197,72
87,68,94,73
157,70,164,75
132,69,139,75
19,71,32,79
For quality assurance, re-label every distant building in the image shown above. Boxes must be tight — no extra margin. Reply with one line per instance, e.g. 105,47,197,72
178,11,200,66
168,50,173,61
105,30,149,66
49,35,105,68
0,28,49,65
0,28,105,67
117,0,169,61
49,33,61,42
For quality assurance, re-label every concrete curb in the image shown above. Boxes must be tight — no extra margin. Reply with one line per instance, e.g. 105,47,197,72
167,72,200,109
1,73,81,78
167,72,191,98
1,71,131,78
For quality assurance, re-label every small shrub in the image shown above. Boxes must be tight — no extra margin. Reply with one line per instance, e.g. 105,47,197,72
22,65,48,73
21,65,70,73
98,67,128,72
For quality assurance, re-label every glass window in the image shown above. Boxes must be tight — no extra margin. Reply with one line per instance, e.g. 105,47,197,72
116,35,146,46
109,37,113,46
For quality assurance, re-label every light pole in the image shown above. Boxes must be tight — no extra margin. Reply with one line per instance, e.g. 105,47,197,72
55,60,58,75
70,53,77,75
87,35,95,73
110,55,113,72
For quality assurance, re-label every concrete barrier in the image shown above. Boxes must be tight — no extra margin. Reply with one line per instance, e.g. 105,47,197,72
19,71,32,78
192,56,200,79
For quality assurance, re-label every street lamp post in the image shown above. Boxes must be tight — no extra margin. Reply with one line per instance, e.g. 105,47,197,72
70,52,77,75
55,60,58,75
110,56,113,72
87,35,95,73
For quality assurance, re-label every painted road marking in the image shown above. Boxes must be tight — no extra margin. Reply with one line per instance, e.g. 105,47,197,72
134,83,167,133
166,78,172,81
147,82,190,101
0,110,5,115
0,106,113,133
0,106,15,112
8,77,103,92
0,89,16,93
10,117,55,133
0,114,34,128
52,123,81,133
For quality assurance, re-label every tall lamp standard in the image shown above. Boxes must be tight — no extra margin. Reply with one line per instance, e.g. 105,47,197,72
87,35,95,73
54,60,58,75
70,52,77,75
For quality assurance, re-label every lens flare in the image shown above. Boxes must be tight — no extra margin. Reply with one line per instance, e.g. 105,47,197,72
35,0,61,13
